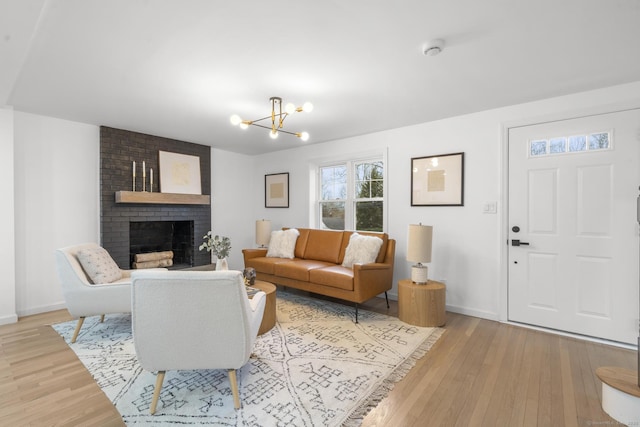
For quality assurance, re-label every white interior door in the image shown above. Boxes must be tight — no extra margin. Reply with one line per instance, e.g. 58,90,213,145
508,109,640,344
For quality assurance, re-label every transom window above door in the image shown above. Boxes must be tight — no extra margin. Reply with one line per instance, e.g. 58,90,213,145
529,131,611,157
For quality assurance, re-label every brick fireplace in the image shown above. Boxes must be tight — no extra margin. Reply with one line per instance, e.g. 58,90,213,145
100,127,211,269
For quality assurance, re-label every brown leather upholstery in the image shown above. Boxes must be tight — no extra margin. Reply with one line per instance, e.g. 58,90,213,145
309,266,354,291
242,228,395,306
303,229,344,263
275,259,334,281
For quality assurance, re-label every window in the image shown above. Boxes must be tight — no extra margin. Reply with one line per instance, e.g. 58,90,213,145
529,131,611,157
318,158,384,232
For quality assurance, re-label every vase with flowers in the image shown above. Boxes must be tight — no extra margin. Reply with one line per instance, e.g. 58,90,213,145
199,232,231,270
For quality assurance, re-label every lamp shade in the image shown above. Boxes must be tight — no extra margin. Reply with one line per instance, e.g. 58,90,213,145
255,219,272,247
407,224,433,263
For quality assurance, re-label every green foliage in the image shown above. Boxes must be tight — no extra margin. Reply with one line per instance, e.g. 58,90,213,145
199,232,231,258
356,201,383,232
355,163,383,231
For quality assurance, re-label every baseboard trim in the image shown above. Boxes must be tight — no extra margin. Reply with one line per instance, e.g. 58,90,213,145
445,304,500,322
0,313,18,325
17,302,67,318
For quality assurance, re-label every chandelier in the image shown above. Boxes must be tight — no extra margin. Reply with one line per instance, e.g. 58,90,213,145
230,97,313,141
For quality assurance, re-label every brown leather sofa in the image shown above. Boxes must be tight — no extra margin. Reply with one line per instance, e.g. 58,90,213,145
242,228,395,322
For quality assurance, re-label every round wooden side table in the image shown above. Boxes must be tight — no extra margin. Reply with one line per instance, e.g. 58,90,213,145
251,280,277,335
398,279,446,327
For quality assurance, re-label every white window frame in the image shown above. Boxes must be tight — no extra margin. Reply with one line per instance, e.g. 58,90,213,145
313,151,387,232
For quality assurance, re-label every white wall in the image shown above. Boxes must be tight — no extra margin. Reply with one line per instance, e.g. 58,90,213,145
6,81,640,323
248,81,640,320
0,107,17,324
13,112,99,316
210,148,256,270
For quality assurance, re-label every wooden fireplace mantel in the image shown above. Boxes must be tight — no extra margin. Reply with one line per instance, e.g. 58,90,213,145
115,191,210,205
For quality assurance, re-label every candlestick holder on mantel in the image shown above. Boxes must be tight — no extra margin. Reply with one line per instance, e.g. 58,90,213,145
131,161,154,193
130,178,155,193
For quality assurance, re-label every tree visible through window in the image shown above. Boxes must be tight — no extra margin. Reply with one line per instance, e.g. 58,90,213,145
319,159,384,232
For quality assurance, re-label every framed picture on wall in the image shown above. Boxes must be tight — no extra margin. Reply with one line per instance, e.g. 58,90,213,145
265,172,289,208
411,152,464,206
158,151,202,195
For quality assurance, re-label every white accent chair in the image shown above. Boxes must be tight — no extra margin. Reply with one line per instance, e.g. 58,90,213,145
131,270,266,414
55,243,133,343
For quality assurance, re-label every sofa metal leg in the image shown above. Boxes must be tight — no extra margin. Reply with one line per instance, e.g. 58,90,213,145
385,291,389,308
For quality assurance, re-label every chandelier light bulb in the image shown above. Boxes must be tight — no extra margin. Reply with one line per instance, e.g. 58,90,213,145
299,132,310,141
230,114,242,126
270,130,278,139
239,122,249,130
285,103,296,115
302,102,314,113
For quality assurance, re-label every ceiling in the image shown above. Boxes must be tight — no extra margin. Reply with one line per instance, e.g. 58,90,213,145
2,0,640,155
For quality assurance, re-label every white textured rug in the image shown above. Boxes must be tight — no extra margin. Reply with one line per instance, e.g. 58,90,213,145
52,291,443,426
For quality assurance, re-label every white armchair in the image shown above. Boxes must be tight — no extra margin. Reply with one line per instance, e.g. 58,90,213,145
55,243,133,342
131,269,266,414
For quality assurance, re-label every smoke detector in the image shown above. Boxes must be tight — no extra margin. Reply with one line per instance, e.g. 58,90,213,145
423,39,444,56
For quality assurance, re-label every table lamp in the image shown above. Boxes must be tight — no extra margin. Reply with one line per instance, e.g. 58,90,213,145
407,223,433,284
255,219,271,248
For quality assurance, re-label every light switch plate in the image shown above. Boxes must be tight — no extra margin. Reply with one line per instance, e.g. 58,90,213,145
483,201,497,214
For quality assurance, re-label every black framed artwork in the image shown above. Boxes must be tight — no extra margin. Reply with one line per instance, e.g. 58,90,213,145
265,172,289,208
411,152,464,206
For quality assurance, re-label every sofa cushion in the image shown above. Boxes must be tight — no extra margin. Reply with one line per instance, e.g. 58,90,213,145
309,266,354,291
340,231,388,264
245,256,294,275
303,229,344,263
293,228,310,259
76,246,122,284
274,260,334,281
341,233,384,268
266,228,299,259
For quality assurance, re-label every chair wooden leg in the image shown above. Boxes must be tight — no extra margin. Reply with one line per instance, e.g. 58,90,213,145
228,369,241,409
100,314,105,323
150,371,165,414
71,317,85,343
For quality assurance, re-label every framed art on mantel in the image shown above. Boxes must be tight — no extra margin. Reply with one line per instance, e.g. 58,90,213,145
158,151,202,195
411,152,464,206
265,172,289,208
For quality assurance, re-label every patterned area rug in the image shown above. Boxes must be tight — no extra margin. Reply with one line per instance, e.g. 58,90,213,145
52,291,443,426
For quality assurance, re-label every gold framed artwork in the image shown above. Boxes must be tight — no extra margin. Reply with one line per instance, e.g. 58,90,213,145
411,152,464,206
158,151,202,195
265,172,289,208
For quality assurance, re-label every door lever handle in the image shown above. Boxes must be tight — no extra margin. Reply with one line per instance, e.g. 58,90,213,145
511,239,530,247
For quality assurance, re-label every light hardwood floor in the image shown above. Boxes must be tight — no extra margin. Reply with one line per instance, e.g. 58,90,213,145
0,297,635,426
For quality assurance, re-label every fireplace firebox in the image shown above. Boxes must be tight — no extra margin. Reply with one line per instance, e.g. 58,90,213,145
129,220,194,269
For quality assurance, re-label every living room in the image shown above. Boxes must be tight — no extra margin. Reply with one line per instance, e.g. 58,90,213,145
4,82,640,329
1,1,640,425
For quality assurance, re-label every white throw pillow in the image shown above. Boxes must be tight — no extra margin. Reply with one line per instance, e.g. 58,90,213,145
266,229,300,259
342,233,383,268
77,246,122,284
